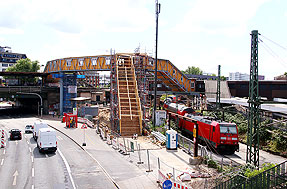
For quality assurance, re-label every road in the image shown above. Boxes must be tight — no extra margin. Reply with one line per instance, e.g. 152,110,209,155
0,116,116,189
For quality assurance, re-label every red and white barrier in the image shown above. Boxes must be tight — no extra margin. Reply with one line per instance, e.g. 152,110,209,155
1,129,4,138
112,137,119,150
158,169,192,189
1,137,5,148
119,142,128,155
106,134,112,145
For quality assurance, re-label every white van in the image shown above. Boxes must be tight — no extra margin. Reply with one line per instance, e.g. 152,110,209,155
37,128,57,153
33,121,48,140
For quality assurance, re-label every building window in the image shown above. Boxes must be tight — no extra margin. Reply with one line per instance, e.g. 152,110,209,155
191,81,195,88
105,57,110,65
2,64,8,67
66,59,72,67
92,58,98,66
9,64,14,67
149,58,154,66
78,59,84,67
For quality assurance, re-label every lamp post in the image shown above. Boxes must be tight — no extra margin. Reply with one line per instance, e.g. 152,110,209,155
17,92,43,119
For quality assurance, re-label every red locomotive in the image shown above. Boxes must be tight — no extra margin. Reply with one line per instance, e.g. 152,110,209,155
163,100,239,154
180,115,239,154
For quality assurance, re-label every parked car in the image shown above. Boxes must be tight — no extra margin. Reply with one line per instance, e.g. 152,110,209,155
10,129,22,140
37,128,57,153
25,125,33,133
33,121,48,140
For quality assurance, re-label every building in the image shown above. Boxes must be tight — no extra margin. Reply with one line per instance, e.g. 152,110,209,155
0,46,27,72
274,74,287,80
229,72,265,81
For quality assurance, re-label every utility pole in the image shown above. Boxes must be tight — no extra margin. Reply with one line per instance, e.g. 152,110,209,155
246,30,260,167
216,65,221,109
153,0,160,128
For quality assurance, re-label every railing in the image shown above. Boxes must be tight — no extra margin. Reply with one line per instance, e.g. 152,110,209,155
0,86,42,93
131,56,143,134
214,160,287,189
116,55,122,133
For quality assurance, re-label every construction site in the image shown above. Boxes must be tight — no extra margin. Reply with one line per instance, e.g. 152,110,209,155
41,31,287,188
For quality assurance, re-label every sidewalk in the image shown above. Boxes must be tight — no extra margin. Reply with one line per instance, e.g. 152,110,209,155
41,115,211,189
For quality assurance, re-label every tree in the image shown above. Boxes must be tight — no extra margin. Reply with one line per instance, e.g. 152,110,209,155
182,66,203,75
5,58,40,85
6,58,40,72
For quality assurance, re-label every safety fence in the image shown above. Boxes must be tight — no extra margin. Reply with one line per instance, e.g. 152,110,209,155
96,126,195,188
177,134,210,158
214,160,287,189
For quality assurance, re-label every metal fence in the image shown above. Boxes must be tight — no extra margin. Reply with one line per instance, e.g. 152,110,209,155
214,160,287,189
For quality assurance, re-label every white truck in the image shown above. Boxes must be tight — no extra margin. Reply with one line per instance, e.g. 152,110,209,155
37,128,57,153
33,121,48,140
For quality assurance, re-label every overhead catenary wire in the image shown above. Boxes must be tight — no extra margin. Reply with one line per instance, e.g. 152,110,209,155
260,34,287,51
259,38,287,68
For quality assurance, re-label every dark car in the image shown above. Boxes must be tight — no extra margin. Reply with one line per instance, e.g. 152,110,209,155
10,129,22,140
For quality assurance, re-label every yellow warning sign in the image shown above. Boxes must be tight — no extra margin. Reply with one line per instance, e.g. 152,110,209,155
193,128,196,137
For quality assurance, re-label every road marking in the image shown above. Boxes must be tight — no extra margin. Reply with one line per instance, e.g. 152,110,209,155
3,149,5,155
24,135,27,138
12,170,18,185
57,136,63,141
1,159,4,165
27,141,29,145
32,185,34,189
45,154,48,158
32,167,34,177
58,149,76,189
15,141,18,145
29,147,32,153
31,156,34,163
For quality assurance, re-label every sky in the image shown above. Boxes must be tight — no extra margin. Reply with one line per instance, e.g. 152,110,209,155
1,0,287,80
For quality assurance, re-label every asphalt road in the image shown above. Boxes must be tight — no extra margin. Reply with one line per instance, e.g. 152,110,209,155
0,116,116,189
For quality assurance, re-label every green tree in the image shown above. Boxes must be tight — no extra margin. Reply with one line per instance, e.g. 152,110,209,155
6,58,40,72
5,58,40,84
182,66,203,75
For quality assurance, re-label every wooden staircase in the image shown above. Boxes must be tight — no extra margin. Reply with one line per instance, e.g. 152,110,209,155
116,55,142,136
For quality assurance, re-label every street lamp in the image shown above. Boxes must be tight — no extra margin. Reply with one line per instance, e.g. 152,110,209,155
17,92,43,119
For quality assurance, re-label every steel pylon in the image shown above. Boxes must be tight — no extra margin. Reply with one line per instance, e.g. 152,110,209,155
246,30,260,167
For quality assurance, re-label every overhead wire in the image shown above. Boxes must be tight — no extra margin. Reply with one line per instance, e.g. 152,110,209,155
259,37,287,69
260,34,287,51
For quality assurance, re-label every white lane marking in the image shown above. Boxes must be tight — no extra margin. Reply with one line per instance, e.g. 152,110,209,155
1,159,4,165
3,149,5,155
15,141,18,145
12,170,18,186
45,154,48,158
29,147,32,153
31,156,34,163
27,141,29,145
24,135,27,138
58,149,76,189
57,136,63,141
32,167,34,177
32,185,34,189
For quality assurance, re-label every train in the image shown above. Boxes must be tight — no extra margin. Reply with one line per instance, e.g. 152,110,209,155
163,99,239,154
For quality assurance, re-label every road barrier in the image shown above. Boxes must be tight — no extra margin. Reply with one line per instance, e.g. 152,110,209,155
1,137,4,148
1,129,4,138
158,169,191,189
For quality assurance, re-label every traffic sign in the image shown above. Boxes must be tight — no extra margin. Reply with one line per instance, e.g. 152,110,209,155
162,179,172,189
193,128,196,138
81,124,87,129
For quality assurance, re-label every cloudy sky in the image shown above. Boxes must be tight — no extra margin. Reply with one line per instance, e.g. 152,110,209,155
1,0,287,79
